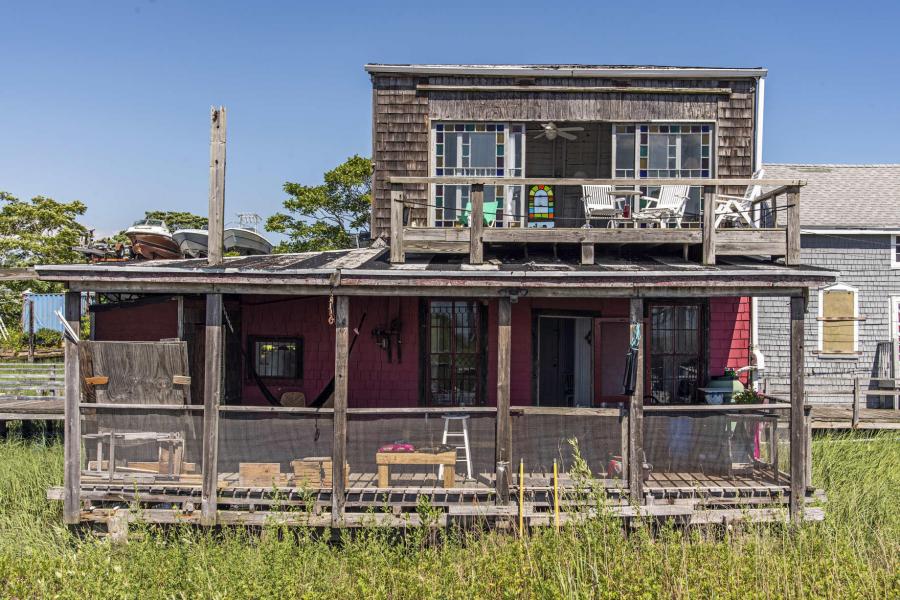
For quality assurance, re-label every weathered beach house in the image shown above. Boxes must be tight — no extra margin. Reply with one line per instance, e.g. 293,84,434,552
38,64,834,530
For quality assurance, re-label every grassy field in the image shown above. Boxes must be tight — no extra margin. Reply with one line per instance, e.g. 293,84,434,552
0,433,897,599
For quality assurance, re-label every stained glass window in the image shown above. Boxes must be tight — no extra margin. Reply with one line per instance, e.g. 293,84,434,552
528,185,555,226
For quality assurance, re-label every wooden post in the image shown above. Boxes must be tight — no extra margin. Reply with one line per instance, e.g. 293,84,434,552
27,298,35,363
332,295,349,527
702,186,716,265
63,291,81,525
207,107,226,267
390,183,405,264
469,183,484,265
581,241,594,266
496,297,512,504
785,185,801,266
628,298,645,503
789,295,807,523
852,377,861,429
200,293,223,526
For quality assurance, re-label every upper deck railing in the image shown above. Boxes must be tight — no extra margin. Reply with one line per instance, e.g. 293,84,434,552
387,177,803,267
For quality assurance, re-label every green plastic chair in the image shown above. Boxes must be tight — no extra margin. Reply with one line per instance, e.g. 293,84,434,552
458,200,499,227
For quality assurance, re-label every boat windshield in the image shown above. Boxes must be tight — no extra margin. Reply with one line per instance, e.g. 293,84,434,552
132,219,166,227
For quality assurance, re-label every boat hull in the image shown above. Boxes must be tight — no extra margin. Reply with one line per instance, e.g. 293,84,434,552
172,229,209,258
125,231,181,260
224,228,273,256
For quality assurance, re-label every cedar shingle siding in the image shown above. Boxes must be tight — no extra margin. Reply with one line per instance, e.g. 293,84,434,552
370,74,757,237
757,234,900,405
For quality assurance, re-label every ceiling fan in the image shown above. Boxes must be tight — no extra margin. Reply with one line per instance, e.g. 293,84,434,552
533,122,584,141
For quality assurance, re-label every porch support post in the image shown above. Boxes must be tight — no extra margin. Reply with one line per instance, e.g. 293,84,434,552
201,293,223,526
469,183,484,265
390,183,405,264
495,297,512,504
580,241,594,266
702,186,716,265
332,295,349,526
785,185,801,266
789,294,808,523
628,297,645,503
63,290,81,525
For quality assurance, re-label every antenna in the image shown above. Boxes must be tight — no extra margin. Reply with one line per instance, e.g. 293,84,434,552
235,213,262,231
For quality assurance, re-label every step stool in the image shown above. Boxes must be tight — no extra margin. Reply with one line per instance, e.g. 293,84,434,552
438,414,472,481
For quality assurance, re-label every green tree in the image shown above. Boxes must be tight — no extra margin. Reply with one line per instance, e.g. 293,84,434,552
0,192,88,330
143,210,208,231
266,155,371,252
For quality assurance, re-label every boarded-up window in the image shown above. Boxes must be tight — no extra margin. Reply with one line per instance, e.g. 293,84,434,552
821,287,857,354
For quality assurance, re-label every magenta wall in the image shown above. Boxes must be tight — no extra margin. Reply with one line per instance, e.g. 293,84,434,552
93,298,179,341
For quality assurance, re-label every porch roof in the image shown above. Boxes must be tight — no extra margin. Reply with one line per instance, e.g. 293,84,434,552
36,246,835,298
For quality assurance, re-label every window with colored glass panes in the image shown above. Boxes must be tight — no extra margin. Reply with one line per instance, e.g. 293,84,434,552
432,122,525,227
612,123,714,219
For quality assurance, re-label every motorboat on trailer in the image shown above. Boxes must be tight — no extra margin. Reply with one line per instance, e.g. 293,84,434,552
224,213,273,255
124,219,181,260
172,227,209,258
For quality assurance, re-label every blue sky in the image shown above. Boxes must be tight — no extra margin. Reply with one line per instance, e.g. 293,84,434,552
1,0,898,236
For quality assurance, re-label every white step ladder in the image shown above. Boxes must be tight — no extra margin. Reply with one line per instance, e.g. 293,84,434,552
438,414,472,481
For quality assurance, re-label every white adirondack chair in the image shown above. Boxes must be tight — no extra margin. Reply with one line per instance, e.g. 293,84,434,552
633,185,690,228
582,185,622,227
715,169,765,228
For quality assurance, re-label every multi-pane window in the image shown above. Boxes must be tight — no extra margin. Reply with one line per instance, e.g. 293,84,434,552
818,284,859,355
427,300,482,406
649,304,702,404
251,337,302,379
612,123,714,217
892,235,900,269
432,122,524,227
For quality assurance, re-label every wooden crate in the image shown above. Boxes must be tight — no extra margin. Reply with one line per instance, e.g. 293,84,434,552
239,462,289,487
290,457,349,488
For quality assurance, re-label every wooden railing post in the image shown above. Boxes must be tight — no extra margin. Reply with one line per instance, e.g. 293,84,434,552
201,293,223,526
469,183,484,265
789,295,807,523
852,377,861,429
390,183,405,264
495,297,512,504
63,291,81,525
702,186,716,265
628,298,645,503
785,185,801,265
332,296,349,527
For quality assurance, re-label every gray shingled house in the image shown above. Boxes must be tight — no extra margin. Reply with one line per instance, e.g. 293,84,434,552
756,164,900,409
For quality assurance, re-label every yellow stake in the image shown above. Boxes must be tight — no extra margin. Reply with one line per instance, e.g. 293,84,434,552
553,459,560,532
518,458,525,535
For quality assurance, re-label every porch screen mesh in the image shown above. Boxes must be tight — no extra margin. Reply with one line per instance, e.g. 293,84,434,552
511,411,624,488
347,412,497,490
642,409,791,489
217,411,334,490
80,406,204,485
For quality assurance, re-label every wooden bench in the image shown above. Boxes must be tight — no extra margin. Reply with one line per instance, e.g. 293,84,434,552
376,450,457,488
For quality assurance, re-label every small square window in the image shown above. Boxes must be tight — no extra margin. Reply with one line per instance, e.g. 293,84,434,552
250,337,302,379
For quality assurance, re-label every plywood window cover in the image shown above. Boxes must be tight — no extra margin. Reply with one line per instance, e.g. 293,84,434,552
817,283,859,356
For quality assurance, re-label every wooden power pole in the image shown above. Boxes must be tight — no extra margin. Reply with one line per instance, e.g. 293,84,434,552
208,107,226,266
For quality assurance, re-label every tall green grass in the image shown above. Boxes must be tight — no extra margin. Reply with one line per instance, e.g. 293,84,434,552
0,433,896,599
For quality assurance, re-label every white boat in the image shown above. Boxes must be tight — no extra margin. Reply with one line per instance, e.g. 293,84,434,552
124,219,181,260
172,228,209,258
223,213,273,256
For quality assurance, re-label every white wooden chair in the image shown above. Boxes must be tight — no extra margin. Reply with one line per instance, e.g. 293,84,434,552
633,185,690,228
715,169,765,228
582,185,622,227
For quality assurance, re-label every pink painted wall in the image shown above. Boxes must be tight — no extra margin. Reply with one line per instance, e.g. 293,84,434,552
708,296,752,383
239,296,421,407
92,294,752,406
